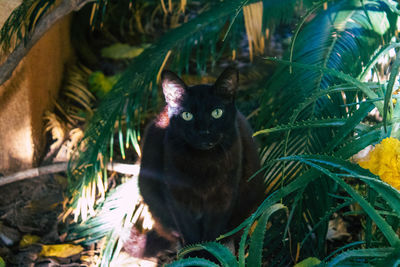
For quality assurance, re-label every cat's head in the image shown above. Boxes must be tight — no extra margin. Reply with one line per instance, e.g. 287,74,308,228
161,67,238,150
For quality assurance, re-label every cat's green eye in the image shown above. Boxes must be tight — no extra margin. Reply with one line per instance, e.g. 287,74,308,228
211,108,223,119
181,111,193,121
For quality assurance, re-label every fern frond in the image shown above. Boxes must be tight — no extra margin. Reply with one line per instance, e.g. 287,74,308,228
177,242,238,267
254,117,347,136
247,203,288,267
326,247,395,266
166,257,220,267
252,2,399,260
67,0,327,222
279,154,400,246
0,0,55,52
67,176,148,265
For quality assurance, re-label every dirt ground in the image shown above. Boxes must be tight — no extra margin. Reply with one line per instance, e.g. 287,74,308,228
0,173,74,266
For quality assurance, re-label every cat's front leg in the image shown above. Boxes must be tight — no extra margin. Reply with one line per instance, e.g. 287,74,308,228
138,122,181,250
163,189,204,245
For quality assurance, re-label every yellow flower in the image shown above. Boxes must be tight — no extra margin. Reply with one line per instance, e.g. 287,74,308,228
357,137,400,190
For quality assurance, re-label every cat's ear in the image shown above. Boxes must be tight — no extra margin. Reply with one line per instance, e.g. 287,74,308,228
214,67,238,100
161,70,187,107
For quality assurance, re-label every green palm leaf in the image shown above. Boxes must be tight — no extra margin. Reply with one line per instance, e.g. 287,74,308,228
252,0,398,259
67,0,325,221
177,242,238,267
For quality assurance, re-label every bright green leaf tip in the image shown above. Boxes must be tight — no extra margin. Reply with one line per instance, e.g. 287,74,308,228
294,257,321,267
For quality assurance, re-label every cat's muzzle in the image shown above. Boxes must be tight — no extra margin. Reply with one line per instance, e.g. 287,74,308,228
197,141,217,150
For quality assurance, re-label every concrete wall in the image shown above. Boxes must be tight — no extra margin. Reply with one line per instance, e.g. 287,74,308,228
0,3,74,173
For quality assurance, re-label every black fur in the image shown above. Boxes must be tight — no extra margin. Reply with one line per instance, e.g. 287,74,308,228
135,68,264,257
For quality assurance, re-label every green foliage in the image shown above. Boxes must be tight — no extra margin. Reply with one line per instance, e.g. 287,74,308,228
170,204,287,267
383,50,400,130
177,242,238,267
100,43,150,60
251,0,400,262
327,247,395,266
67,177,142,267
3,0,400,265
166,257,220,267
294,257,321,267
67,0,253,221
88,71,119,99
254,117,348,136
67,0,400,263
280,155,400,246
0,0,55,52
376,246,400,266
247,204,287,267
66,0,321,222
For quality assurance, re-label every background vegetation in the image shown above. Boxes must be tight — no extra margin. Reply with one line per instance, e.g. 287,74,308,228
2,0,400,266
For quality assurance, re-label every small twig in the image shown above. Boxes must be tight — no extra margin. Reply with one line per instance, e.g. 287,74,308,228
0,162,68,187
0,162,140,187
0,0,94,85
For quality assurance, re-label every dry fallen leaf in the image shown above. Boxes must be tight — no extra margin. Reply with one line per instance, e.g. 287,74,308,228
326,214,351,242
40,244,84,258
20,234,40,247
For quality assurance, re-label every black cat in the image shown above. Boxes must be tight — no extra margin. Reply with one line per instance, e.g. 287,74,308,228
136,67,264,258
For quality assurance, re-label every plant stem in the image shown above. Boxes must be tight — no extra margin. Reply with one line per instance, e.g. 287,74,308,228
0,162,139,187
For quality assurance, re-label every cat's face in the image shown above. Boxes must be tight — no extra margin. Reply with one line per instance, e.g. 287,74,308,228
161,68,238,150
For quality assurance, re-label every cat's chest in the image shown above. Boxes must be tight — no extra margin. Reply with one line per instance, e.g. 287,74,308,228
162,126,242,212
164,140,242,212
164,137,242,186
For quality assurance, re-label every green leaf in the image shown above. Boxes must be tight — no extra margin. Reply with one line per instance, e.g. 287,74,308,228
247,204,288,267
280,155,400,246
286,83,368,128
166,257,220,267
219,166,325,240
325,102,374,152
358,43,400,81
383,50,400,131
294,154,400,221
0,1,56,52
301,200,354,248
327,247,395,266
254,118,347,136
294,257,321,267
323,241,365,262
264,57,382,112
67,178,141,245
335,127,384,158
68,0,257,221
0,256,4,267
363,2,391,35
100,43,150,59
289,2,326,73
376,246,400,267
177,242,238,267
88,72,117,99
258,0,397,133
